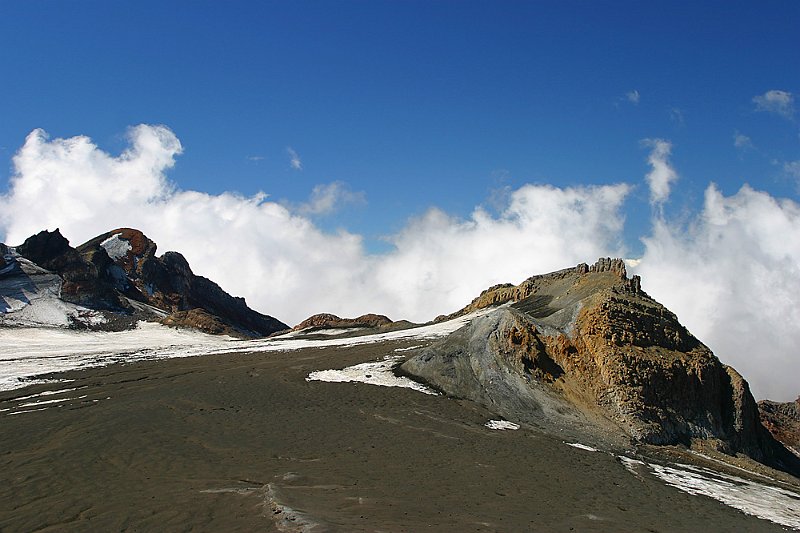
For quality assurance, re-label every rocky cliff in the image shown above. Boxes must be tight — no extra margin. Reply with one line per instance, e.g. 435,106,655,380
402,258,800,475
759,398,800,458
78,228,288,337
5,228,288,337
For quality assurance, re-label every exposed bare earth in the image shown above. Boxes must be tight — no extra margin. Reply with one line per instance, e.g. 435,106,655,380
0,339,794,532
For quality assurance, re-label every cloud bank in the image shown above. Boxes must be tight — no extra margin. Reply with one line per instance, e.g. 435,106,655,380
1,125,798,401
635,185,800,403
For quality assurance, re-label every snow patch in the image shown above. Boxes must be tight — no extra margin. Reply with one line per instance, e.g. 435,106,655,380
302,327,367,336
651,462,800,529
618,456,800,530
485,420,520,430
100,233,132,261
394,345,423,352
306,355,436,395
0,308,495,392
565,442,598,452
617,456,646,476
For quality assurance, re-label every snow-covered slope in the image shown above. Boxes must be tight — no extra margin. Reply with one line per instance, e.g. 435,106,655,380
0,307,496,391
0,251,106,328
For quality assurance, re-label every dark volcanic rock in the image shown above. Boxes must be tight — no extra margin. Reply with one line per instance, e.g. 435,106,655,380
402,258,800,475
16,229,73,266
759,398,800,456
16,229,125,309
8,228,287,337
77,228,288,337
294,313,393,331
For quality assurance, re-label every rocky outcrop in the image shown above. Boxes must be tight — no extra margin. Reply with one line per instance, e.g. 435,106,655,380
16,229,126,309
759,398,800,457
402,258,800,475
294,313,393,331
7,228,287,337
160,308,240,337
435,258,642,323
76,229,288,337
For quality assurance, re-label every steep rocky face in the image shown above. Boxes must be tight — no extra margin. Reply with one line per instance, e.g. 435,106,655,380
6,228,287,337
75,229,288,337
294,313,393,331
759,398,800,457
402,258,800,475
16,229,125,309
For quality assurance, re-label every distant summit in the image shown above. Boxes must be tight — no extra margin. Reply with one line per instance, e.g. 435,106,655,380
293,313,393,331
1,228,288,337
402,258,800,476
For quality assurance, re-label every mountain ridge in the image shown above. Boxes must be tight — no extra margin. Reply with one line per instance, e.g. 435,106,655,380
401,258,800,476
1,228,288,337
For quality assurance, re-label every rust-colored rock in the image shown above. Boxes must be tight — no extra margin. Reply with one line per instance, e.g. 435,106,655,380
10,228,288,337
75,229,288,337
403,258,800,475
161,308,242,337
759,397,800,457
294,313,393,331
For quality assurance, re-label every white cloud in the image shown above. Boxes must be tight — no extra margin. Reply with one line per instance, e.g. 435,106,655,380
733,131,754,150
287,146,302,170
634,184,800,401
297,181,366,216
753,90,795,119
374,183,630,319
626,90,640,105
2,125,798,401
0,125,629,329
641,138,678,206
247,155,264,161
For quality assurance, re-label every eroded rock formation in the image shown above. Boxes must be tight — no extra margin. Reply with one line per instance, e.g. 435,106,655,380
403,258,800,475
294,313,393,331
10,228,288,337
759,397,800,457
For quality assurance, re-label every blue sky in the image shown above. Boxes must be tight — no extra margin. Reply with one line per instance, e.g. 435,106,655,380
1,2,799,398
1,2,798,252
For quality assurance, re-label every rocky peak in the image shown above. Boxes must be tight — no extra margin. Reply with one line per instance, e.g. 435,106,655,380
294,313,393,331
7,227,288,337
402,260,800,476
78,228,158,279
15,229,124,309
439,258,641,322
16,229,73,268
589,257,627,277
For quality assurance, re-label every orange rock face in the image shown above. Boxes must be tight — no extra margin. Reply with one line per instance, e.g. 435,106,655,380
403,258,799,474
759,398,800,456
